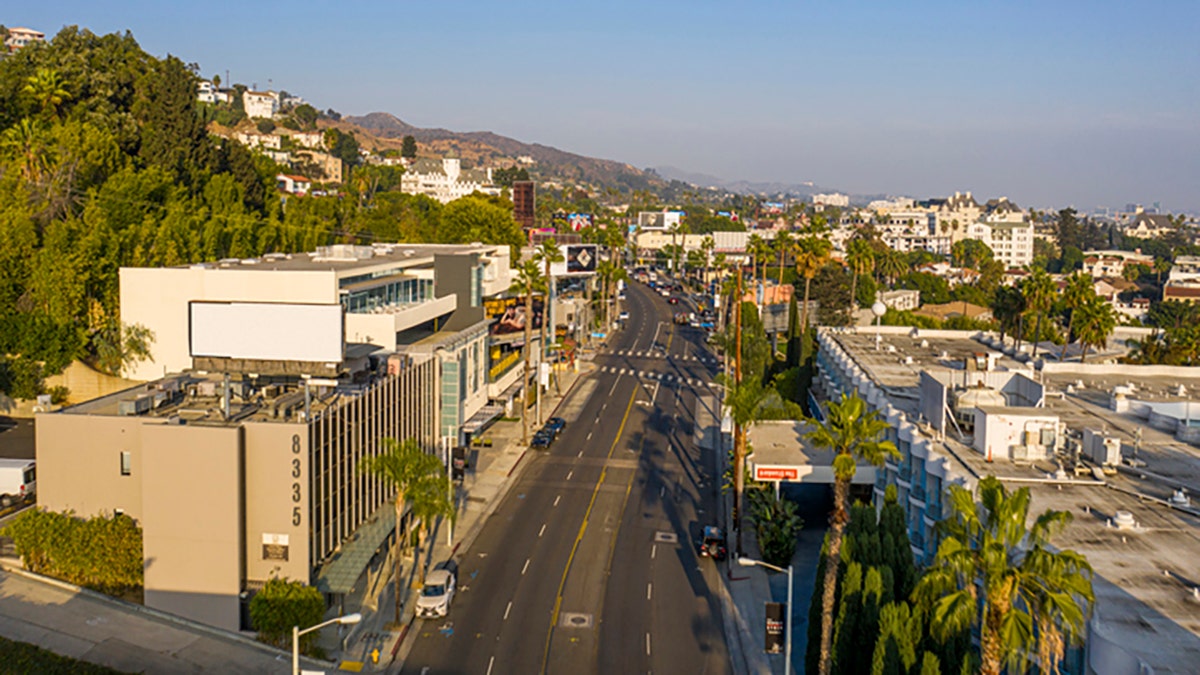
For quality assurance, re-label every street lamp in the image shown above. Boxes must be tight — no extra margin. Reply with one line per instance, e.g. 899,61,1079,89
293,612,361,675
739,557,794,675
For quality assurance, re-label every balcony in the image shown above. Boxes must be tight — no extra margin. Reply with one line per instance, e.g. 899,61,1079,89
909,484,926,505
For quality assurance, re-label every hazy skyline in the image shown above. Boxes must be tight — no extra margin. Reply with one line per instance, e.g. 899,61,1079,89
12,1,1199,211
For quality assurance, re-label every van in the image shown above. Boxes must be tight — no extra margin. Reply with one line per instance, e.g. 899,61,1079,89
0,459,35,507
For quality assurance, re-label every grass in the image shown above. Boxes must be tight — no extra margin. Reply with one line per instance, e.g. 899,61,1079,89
0,635,134,674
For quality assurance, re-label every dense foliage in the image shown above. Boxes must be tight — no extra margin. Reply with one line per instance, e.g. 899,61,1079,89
2,508,143,596
248,577,327,654
0,27,523,398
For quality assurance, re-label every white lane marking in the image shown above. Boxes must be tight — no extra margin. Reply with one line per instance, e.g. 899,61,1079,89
646,633,651,656
566,470,574,481
651,544,657,559
638,370,645,377
651,382,660,404
539,523,547,537
522,558,531,575
647,583,653,600
586,431,593,440
578,450,583,458
554,495,561,507
487,656,495,675
504,601,513,620
608,377,620,396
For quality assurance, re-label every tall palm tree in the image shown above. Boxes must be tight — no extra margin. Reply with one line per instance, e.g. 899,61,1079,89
774,230,794,286
914,476,1094,675
1021,267,1056,358
795,236,832,330
408,469,457,585
747,233,769,302
535,240,564,387
701,235,715,292
804,393,898,675
717,374,801,556
510,260,545,443
877,248,907,289
358,438,444,623
1074,295,1117,363
1059,272,1095,361
992,285,1026,347
846,238,875,309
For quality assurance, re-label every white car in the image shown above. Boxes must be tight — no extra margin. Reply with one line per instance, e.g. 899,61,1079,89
416,560,458,618
619,311,630,321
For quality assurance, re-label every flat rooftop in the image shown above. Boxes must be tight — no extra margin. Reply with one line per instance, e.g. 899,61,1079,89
167,243,502,275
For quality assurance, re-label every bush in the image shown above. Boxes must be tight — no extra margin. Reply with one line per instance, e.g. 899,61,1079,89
747,488,804,568
256,119,276,134
0,635,133,674
2,509,143,596
249,577,326,654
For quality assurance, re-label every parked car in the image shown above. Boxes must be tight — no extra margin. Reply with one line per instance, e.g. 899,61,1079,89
698,526,727,561
417,559,458,618
619,311,630,321
531,430,554,449
668,296,679,305
0,459,35,508
544,417,567,436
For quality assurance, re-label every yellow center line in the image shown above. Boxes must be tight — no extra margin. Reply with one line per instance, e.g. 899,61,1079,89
541,382,638,674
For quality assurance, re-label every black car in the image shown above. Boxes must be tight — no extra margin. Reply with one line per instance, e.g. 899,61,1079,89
698,526,727,561
531,430,554,449
544,417,566,436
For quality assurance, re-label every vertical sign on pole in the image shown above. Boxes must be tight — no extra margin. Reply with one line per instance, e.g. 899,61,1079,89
765,602,786,654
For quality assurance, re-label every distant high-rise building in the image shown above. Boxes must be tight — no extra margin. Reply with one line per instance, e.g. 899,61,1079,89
513,181,535,229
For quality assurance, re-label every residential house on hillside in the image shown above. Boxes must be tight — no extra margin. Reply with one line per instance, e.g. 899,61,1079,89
234,131,281,151
880,289,920,311
196,80,231,104
293,151,343,184
914,262,979,288
242,90,279,119
1124,212,1175,239
279,129,324,150
400,158,499,204
913,300,992,322
1163,255,1200,304
276,174,311,195
4,26,44,52
1081,250,1153,279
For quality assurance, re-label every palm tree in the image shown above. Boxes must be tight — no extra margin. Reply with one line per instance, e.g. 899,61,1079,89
358,438,444,623
992,285,1026,347
846,238,875,309
804,393,898,675
877,248,907,289
914,476,1094,675
747,234,769,302
1059,273,1095,361
717,374,801,556
22,68,72,119
795,236,832,330
407,469,457,585
535,240,564,390
1074,295,1117,363
701,235,715,292
510,260,545,443
774,230,794,286
1020,268,1056,358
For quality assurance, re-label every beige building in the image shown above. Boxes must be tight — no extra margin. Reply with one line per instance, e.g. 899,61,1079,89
293,150,343,184
242,90,279,119
965,220,1034,268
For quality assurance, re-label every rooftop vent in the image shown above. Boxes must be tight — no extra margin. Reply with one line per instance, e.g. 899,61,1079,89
1170,489,1191,508
1178,384,1188,397
1110,510,1138,531
920,339,929,348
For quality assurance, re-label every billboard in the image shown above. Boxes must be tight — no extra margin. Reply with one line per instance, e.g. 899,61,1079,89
550,244,597,276
567,213,593,231
189,302,343,363
484,296,544,335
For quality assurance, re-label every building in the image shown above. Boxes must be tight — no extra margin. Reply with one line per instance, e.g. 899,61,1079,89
982,197,1026,223
293,150,343,184
196,80,231,105
276,174,311,195
512,181,535,229
880,289,920,312
234,131,281,151
4,26,44,52
636,210,684,231
1124,212,1174,239
812,193,850,208
812,327,1200,673
913,301,992,323
242,90,279,119
1081,250,1153,279
399,158,500,204
965,220,1034,268
932,191,983,243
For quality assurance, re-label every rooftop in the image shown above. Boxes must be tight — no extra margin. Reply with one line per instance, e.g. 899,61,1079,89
159,242,504,276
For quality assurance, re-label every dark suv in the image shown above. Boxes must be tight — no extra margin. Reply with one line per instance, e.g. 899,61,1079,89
698,526,727,561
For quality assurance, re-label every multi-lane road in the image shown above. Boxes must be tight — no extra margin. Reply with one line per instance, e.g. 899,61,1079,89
399,279,732,674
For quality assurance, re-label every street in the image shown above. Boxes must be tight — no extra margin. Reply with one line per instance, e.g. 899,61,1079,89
399,279,731,674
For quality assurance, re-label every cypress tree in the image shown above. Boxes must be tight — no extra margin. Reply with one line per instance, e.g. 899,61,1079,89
871,602,920,675
133,55,210,187
831,562,863,673
879,485,916,600
785,289,802,367
917,651,942,675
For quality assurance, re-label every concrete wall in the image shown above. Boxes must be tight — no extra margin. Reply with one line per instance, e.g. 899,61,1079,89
35,413,146,519
141,425,243,631
120,267,339,381
243,422,311,584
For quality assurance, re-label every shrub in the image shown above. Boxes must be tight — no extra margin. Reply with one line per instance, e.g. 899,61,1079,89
2,509,143,596
249,577,326,654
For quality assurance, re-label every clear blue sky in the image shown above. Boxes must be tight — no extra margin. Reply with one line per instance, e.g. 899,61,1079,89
12,1,1200,211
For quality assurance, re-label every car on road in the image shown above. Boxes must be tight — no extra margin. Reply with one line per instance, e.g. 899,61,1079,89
417,559,459,618
531,430,554,449
0,459,35,508
618,310,630,321
698,526,727,561
667,296,679,305
544,417,566,436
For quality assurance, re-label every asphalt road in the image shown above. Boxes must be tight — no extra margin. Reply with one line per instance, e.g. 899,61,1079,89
399,279,731,675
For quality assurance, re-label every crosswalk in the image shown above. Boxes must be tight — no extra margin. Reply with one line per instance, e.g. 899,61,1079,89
599,349,720,365
594,365,715,388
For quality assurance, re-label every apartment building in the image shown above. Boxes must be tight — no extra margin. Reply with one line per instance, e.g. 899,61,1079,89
965,220,1034,268
242,90,279,119
399,158,500,204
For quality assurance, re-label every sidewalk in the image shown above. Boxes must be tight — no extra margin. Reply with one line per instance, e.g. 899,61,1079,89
338,359,597,672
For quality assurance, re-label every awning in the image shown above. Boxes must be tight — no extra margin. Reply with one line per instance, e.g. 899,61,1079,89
314,505,395,595
462,404,504,434
495,379,524,404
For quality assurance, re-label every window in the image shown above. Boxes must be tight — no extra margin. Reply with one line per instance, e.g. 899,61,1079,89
120,451,132,476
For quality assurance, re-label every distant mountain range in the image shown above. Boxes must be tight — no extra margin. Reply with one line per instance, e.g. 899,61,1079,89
344,113,662,191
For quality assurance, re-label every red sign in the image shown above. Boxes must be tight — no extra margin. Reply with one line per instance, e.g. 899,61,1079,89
755,466,799,481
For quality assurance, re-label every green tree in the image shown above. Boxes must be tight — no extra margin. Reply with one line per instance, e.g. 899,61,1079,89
22,68,72,119
358,437,443,623
796,236,832,330
747,489,804,567
401,134,417,159
877,248,906,289
248,577,326,653
1074,295,1117,363
804,393,898,675
991,285,1026,347
510,260,545,444
255,118,275,134
1059,272,1095,361
133,55,210,186
1020,267,1057,358
951,238,995,270
846,238,875,310
439,194,523,253
292,103,318,129
408,466,456,585
914,476,1094,675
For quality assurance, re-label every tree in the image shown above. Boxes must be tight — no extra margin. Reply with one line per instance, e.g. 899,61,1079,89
1020,267,1056,358
22,68,73,119
358,437,444,624
255,118,275,134
401,135,418,159
774,230,794,286
534,239,564,391
249,577,326,654
1074,295,1117,363
914,476,1094,675
951,238,994,270
796,236,832,330
133,55,210,186
718,374,801,556
1059,272,1095,361
510,260,545,444
804,393,898,675
293,103,318,129
877,248,906,289
747,233,770,299
846,238,875,310
407,467,456,585
991,285,1025,347
747,489,804,567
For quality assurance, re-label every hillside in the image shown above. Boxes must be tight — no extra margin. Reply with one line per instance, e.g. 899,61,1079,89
344,112,664,192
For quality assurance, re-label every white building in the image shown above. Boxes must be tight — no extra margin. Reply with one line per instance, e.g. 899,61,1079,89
234,132,281,151
813,193,850,208
276,174,311,195
399,158,500,204
196,80,231,105
1081,250,1153,279
242,90,279,119
965,220,1034,268
4,26,44,52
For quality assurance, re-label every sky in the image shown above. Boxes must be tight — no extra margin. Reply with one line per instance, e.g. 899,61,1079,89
12,1,1200,211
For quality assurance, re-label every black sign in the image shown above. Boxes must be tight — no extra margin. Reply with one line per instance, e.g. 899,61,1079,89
452,447,467,481
263,544,289,561
566,244,597,274
765,602,785,654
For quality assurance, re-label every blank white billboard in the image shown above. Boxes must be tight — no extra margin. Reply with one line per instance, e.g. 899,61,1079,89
190,302,344,363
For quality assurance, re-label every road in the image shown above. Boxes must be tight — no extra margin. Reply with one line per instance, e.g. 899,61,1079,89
399,279,731,675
